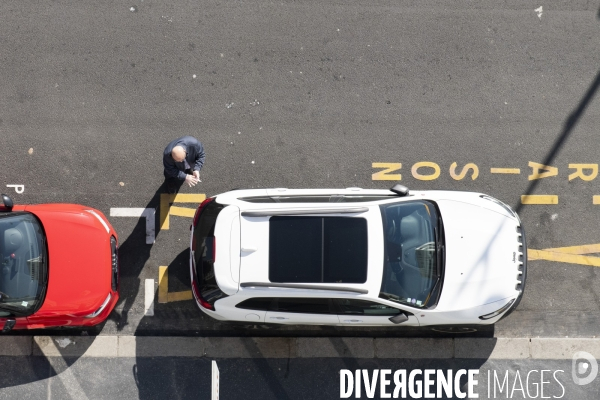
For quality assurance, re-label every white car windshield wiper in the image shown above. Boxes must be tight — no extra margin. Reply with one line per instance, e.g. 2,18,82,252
435,216,445,277
379,292,401,302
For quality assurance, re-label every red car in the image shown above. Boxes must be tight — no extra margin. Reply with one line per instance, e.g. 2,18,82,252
0,194,119,332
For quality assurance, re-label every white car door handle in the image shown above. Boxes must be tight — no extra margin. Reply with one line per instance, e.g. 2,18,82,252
270,317,289,320
343,319,363,323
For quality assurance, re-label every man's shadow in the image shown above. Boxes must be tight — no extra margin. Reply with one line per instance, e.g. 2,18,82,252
111,181,172,331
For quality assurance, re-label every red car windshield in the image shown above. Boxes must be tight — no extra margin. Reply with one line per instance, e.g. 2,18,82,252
0,212,48,317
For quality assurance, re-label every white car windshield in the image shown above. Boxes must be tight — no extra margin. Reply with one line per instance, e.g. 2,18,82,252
378,200,444,309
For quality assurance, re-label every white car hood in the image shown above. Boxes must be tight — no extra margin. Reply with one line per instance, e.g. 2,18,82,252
435,199,521,312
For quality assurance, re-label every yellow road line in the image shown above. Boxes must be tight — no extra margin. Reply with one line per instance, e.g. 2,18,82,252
521,195,558,205
160,193,206,230
169,206,197,218
160,195,170,230
528,249,600,267
171,193,207,203
158,265,194,303
593,196,600,205
490,168,521,174
158,266,169,303
168,291,193,302
536,244,600,255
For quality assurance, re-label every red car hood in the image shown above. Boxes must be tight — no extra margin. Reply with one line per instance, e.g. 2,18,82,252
27,205,112,316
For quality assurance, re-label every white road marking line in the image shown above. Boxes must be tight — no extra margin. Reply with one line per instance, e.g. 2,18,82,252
110,208,155,244
144,279,155,316
47,372,51,400
46,357,90,400
212,360,220,400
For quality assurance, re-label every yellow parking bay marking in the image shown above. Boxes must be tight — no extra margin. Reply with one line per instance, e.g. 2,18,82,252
529,243,600,267
158,266,169,303
168,290,193,302
521,195,558,205
535,244,600,255
160,193,206,230
169,206,196,218
158,266,193,303
529,250,600,267
490,168,521,174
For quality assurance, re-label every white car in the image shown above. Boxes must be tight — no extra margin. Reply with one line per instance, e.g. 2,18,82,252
189,186,526,327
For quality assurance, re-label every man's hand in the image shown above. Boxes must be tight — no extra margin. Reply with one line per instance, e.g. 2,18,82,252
185,174,200,187
193,170,201,181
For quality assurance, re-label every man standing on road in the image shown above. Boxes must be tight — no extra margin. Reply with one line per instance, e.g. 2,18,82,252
163,136,205,194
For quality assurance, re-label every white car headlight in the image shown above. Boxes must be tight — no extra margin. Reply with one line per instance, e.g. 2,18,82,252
84,293,112,318
479,299,515,320
479,195,520,221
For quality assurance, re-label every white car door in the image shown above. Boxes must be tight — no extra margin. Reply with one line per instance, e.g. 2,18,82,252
334,298,420,326
264,298,340,325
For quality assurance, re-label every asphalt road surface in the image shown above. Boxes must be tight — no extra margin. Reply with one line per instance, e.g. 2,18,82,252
1,1,600,341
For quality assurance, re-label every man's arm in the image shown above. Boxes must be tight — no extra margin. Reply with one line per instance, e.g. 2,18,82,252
192,141,205,172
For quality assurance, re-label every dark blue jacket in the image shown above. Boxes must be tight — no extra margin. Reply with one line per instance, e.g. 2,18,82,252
163,136,205,180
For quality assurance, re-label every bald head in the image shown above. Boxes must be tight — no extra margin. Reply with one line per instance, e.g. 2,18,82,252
171,146,186,162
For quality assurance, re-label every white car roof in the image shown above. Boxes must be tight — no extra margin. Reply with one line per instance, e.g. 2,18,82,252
236,204,385,296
